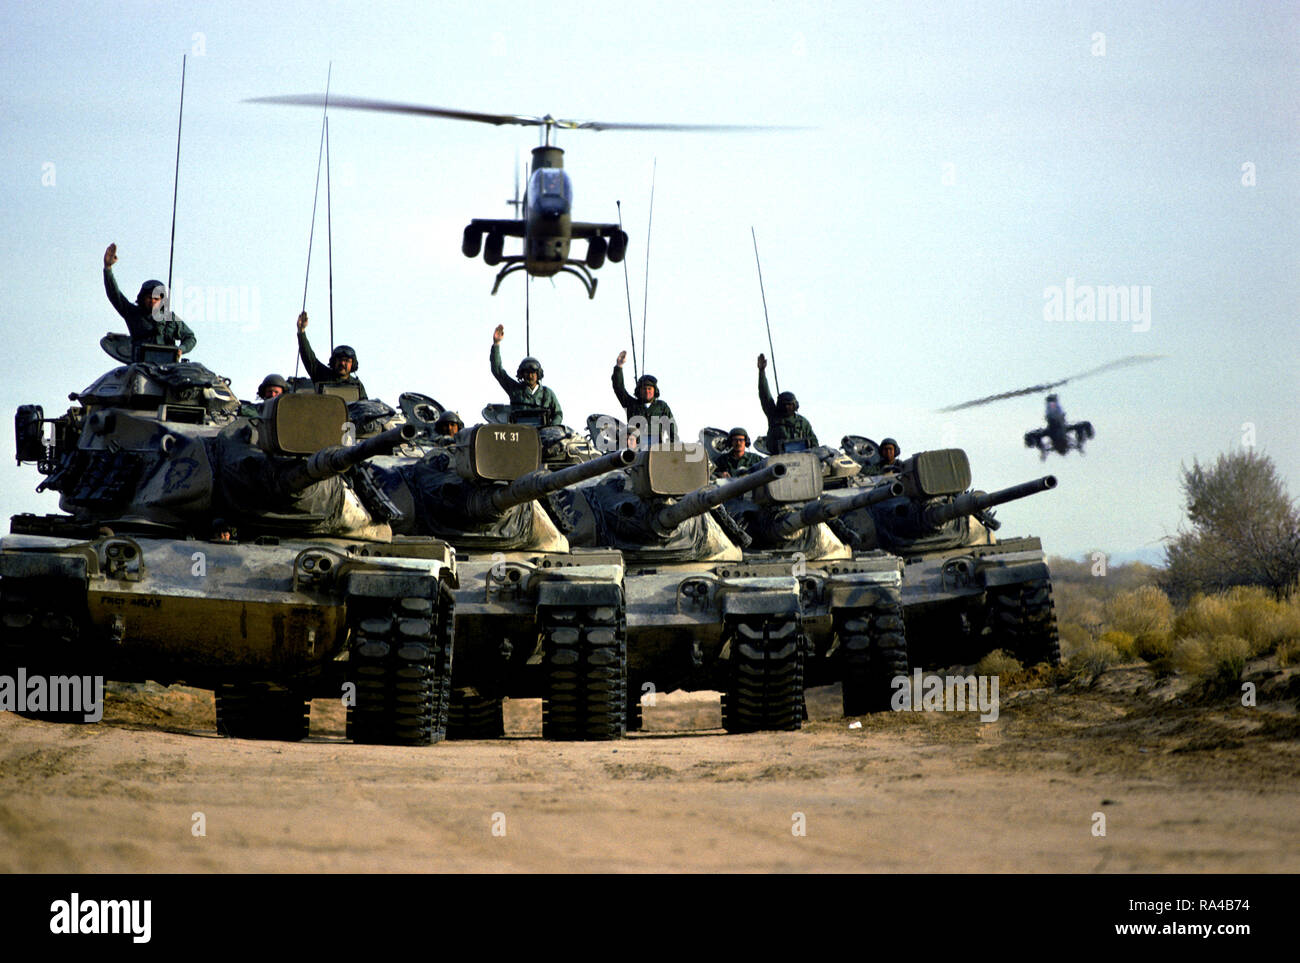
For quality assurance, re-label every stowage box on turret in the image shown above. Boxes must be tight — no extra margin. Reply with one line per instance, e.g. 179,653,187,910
4,360,458,746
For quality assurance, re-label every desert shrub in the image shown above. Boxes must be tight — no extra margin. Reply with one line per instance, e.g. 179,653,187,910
1171,636,1210,677
974,649,1024,681
1174,594,1236,640
1278,639,1298,668
1104,585,1174,637
1134,630,1173,662
1099,630,1138,661
1201,635,1251,699
1069,638,1121,684
1058,621,1092,659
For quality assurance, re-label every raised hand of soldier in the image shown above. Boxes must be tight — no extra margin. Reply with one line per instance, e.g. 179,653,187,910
616,350,627,367
297,311,308,332
104,243,118,269
493,324,505,344
757,353,767,371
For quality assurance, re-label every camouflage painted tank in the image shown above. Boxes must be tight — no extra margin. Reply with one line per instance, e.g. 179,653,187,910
369,423,634,741
826,446,1061,669
709,448,909,716
5,359,457,745
550,444,820,733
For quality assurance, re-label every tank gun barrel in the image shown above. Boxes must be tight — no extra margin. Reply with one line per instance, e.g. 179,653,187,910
923,475,1056,528
277,424,418,495
771,479,904,538
652,462,787,534
476,448,637,517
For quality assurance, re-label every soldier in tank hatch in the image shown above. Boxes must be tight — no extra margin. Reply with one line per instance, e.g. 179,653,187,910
102,243,197,358
296,311,367,399
490,324,562,426
714,427,763,478
611,351,677,444
757,353,817,452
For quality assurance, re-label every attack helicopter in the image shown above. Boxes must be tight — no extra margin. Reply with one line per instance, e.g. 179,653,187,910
248,94,781,298
938,355,1166,460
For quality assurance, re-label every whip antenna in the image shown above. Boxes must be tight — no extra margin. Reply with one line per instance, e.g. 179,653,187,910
166,55,187,295
297,63,332,376
326,114,335,349
752,226,779,393
617,200,638,378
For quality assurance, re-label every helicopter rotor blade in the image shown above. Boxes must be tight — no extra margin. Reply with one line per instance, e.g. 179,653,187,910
247,94,544,127
246,94,806,133
937,354,1166,413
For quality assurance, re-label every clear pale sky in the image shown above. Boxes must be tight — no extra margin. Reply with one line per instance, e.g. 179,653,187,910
2,1,1296,562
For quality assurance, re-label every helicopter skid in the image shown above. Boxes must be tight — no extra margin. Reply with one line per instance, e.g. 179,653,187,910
489,257,598,299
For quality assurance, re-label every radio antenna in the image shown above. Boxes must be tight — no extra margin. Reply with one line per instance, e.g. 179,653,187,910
752,226,779,393
166,55,187,295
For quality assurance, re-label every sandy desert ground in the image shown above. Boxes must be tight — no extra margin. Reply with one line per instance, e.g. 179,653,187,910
2,660,1297,874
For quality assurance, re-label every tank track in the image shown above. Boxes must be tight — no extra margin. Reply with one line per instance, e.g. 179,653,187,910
446,687,505,740
987,577,1061,667
215,682,310,741
0,576,97,724
346,581,454,746
720,614,805,733
839,596,908,716
539,601,627,741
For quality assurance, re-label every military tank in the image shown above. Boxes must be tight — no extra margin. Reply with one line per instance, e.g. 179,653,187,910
826,447,1061,669
368,423,635,741
549,444,821,733
710,450,909,716
5,358,458,745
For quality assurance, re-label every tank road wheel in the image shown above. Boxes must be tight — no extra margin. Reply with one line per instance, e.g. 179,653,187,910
0,577,97,724
540,603,627,741
987,578,1061,667
721,615,805,733
839,597,909,716
346,584,454,746
215,682,310,741
446,687,505,740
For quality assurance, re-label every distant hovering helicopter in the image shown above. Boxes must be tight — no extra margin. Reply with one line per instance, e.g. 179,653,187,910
938,355,1166,460
248,94,781,298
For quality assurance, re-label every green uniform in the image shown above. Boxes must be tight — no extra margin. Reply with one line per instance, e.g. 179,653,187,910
491,344,563,426
714,450,763,476
611,366,677,443
758,370,818,451
103,267,197,354
297,331,367,399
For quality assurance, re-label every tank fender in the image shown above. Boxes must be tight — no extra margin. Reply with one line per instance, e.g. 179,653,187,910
342,571,441,600
980,560,1050,589
0,551,90,581
720,578,801,617
827,577,902,611
535,579,623,609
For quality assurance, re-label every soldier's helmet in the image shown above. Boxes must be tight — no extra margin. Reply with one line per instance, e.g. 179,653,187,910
880,437,900,455
434,410,464,434
776,390,799,411
258,374,290,398
729,427,751,444
517,357,544,380
635,374,659,394
330,345,360,371
1045,393,1058,403
135,280,167,305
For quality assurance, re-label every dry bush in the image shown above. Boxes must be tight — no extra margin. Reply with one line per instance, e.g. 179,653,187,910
1069,637,1121,684
1174,594,1237,640
1104,585,1174,637
1099,630,1138,661
1058,621,1092,659
974,649,1024,680
1221,586,1300,656
1134,630,1173,662
1278,639,1298,668
1171,636,1210,677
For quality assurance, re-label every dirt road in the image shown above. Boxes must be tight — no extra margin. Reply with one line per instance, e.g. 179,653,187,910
2,664,1297,873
